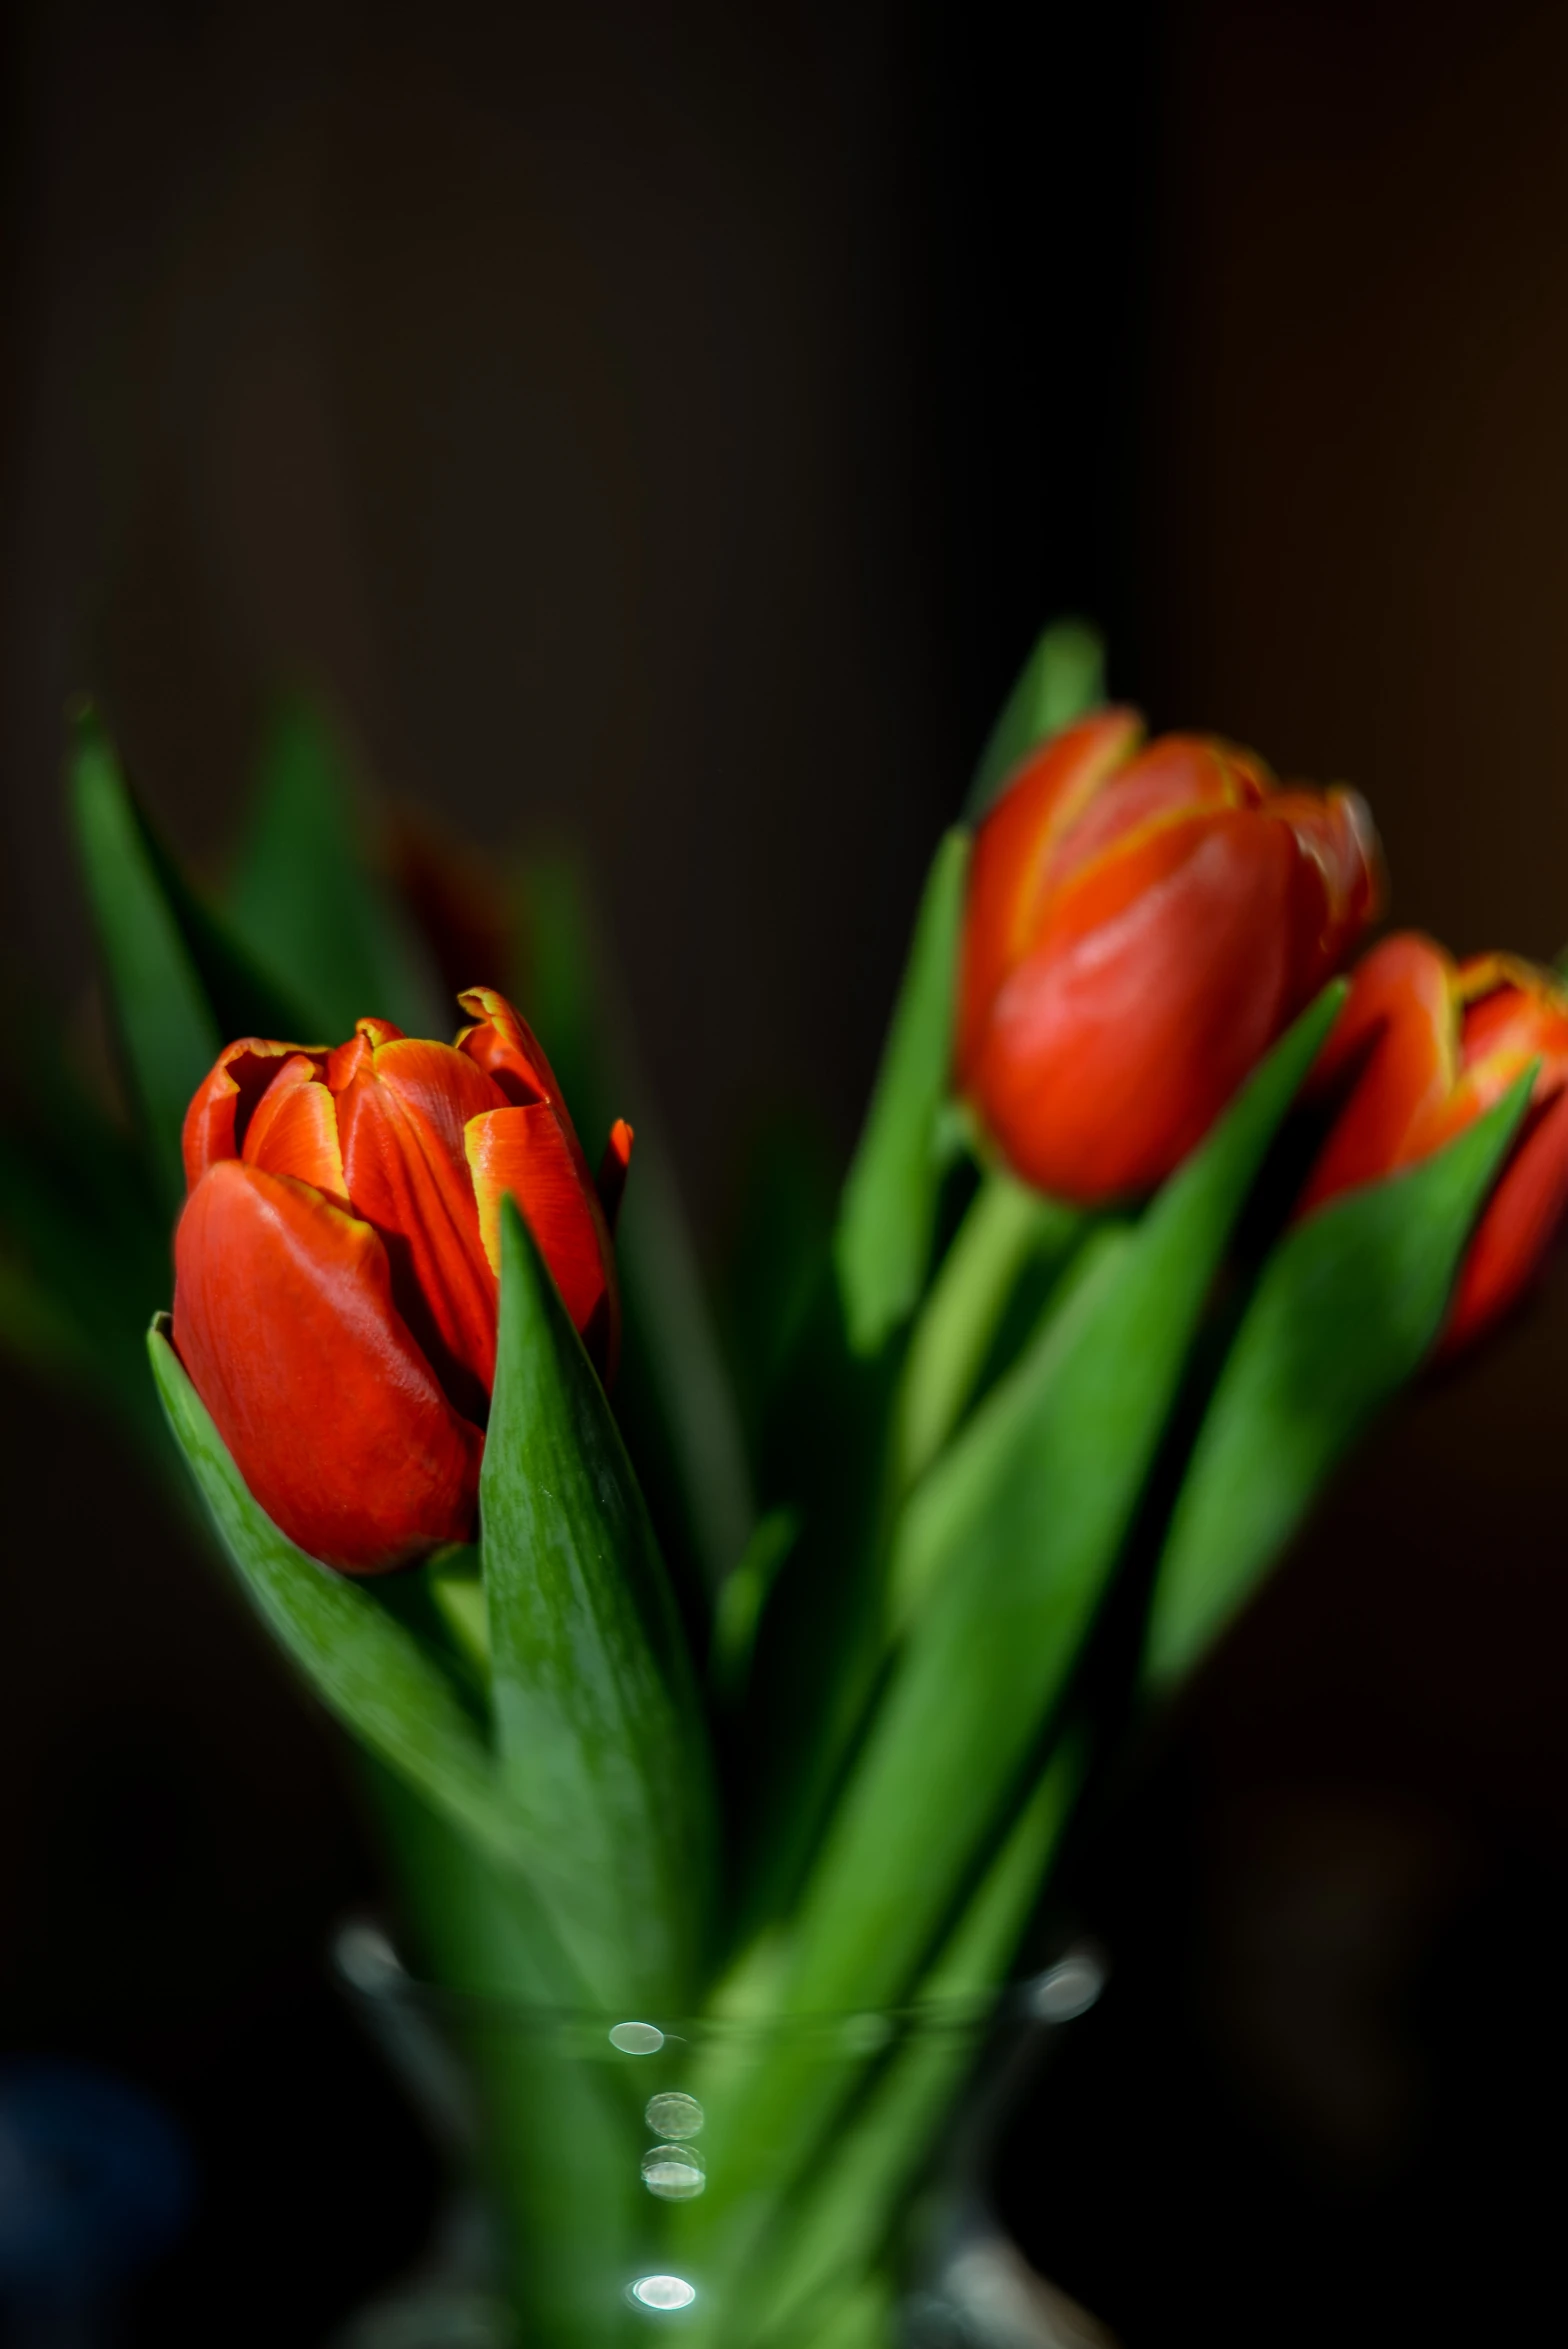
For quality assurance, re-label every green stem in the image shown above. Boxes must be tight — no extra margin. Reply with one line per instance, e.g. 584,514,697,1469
895,1171,1082,1492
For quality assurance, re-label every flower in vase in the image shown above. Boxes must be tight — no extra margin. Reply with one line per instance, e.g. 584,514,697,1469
956,710,1381,1200
172,986,630,1572
1299,931,1568,1354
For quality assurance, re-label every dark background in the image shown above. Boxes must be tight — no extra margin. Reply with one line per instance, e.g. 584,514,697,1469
3,0,1567,2340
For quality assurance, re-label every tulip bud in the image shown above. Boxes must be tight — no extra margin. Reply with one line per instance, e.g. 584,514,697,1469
1299,932,1568,1355
956,712,1381,1201
171,987,629,1572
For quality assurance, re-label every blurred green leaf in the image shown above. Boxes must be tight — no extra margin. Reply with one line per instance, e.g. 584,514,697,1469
358,1761,647,2339
965,617,1106,820
0,1112,166,1440
425,1544,491,1676
783,985,1345,2019
1144,1074,1534,1689
0,1023,173,1461
148,1320,589,2001
516,857,755,1600
836,829,970,1357
68,710,324,1222
70,710,221,1211
481,1198,715,2009
131,808,318,1045
227,696,444,1040
721,1112,838,1467
727,1262,902,1947
709,1506,799,1704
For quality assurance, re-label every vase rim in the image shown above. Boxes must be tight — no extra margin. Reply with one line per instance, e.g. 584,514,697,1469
329,1914,1107,2043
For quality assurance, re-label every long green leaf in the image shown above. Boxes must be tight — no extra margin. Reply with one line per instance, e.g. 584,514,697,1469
480,1198,714,2011
227,695,444,1040
131,813,319,1045
727,1742,1086,2348
360,1762,647,2344
70,710,221,1209
689,992,1343,2278
836,829,970,1357
518,857,755,1598
1144,1074,1534,1688
785,984,1345,2019
148,1322,587,2003
966,617,1106,820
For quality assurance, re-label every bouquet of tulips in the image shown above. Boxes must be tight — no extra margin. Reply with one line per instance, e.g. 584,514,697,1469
4,624,1565,2348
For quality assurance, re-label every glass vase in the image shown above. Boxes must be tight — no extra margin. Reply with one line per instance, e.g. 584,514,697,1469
329,1922,1114,2349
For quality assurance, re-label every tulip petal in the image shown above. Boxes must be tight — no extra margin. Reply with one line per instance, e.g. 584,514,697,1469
456,984,610,1219
957,709,1142,1082
974,817,1300,1199
172,1160,483,1571
326,1017,406,1094
1445,1083,1568,1351
1298,933,1460,1212
1273,786,1383,965
466,1104,619,1375
182,1038,314,1190
1037,735,1256,903
455,985,557,1108
241,1054,348,1205
335,1037,503,1418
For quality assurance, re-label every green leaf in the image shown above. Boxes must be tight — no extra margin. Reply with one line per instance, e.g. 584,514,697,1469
720,1111,838,1465
67,710,324,1218
227,695,444,1040
480,1197,715,2009
725,1261,904,1950
740,1741,1085,2345
784,985,1345,2019
709,1506,799,1704
147,1321,586,2004
70,709,221,1210
966,618,1106,820
130,811,319,1046
516,857,756,1600
425,1544,491,1676
1144,1073,1535,1689
0,1119,168,1452
836,829,970,1357
360,1762,647,2343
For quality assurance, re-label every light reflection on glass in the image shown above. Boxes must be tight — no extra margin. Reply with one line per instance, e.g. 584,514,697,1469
609,2020,666,2055
1028,1949,1105,2023
644,2091,704,2139
641,2140,707,2200
629,2274,698,2311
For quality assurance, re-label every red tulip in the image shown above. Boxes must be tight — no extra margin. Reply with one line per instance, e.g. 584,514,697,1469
1299,932,1568,1355
955,712,1381,1201
172,987,630,1573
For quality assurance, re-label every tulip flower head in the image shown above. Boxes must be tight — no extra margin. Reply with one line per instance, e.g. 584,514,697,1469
172,987,629,1572
1299,932,1568,1355
957,711,1381,1201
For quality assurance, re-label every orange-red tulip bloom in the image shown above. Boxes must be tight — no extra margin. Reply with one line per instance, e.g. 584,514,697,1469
172,987,630,1573
1299,932,1568,1355
956,711,1381,1200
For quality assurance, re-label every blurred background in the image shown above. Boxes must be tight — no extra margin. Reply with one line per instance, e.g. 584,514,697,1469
2,0,1566,2339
